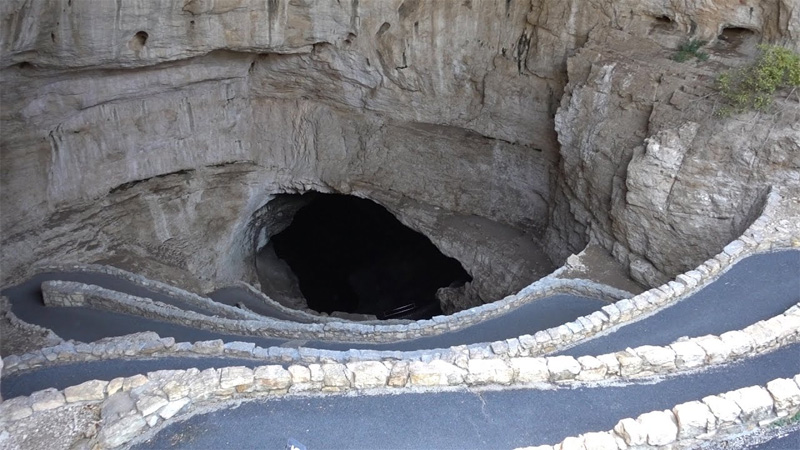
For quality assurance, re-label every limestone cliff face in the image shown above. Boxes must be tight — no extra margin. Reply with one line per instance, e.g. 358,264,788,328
550,28,799,284
1,1,798,296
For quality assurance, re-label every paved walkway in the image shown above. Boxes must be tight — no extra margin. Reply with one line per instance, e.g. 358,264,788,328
132,346,800,450
2,250,798,449
3,251,798,355
2,275,607,350
750,428,800,450
561,250,800,356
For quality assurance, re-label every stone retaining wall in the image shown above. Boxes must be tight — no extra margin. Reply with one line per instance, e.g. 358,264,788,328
32,264,268,322
0,296,62,344
4,300,798,379
39,276,631,344
6,296,798,376
2,301,797,448
33,261,355,324
516,375,800,450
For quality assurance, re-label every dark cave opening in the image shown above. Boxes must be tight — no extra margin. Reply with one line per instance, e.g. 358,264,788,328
714,26,759,56
263,193,472,320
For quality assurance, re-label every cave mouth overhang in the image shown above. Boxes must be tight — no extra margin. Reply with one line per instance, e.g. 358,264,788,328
240,178,561,320
253,192,474,320
0,111,562,310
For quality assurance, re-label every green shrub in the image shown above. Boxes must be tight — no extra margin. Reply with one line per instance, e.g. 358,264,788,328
716,44,800,115
673,39,709,62
771,410,800,428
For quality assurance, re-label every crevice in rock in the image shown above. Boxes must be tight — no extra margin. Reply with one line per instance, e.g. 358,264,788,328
398,0,420,20
206,160,254,170
107,169,195,195
377,22,391,36
516,31,531,75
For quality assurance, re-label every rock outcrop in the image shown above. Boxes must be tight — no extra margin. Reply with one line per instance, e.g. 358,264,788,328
549,27,799,284
1,0,798,307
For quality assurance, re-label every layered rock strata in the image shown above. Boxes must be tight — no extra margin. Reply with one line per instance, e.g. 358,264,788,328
1,0,798,307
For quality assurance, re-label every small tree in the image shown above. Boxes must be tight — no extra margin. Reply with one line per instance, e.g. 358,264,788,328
716,44,800,115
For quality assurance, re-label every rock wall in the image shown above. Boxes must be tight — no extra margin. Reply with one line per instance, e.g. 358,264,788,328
548,28,800,284
2,1,566,295
1,0,798,293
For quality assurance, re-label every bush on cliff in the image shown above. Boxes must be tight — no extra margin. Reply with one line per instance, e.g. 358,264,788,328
716,44,800,116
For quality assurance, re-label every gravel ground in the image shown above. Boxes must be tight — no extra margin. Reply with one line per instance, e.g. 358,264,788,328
703,421,800,449
0,309,61,357
0,404,99,450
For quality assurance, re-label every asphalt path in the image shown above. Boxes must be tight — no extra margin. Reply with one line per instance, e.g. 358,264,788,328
1,271,294,321
3,251,798,449
4,287,288,348
0,291,606,398
2,251,797,396
561,249,800,357
133,344,800,450
3,251,797,355
2,273,607,351
309,294,606,351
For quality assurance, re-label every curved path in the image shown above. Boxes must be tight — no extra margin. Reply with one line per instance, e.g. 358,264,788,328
3,251,797,355
4,271,296,325
133,346,800,450
561,249,800,356
2,273,607,350
2,250,799,449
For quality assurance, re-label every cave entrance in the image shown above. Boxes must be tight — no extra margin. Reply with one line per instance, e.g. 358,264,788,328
255,193,472,320
713,26,759,56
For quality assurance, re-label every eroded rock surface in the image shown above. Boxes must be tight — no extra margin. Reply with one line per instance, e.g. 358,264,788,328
1,0,798,306
549,28,799,284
